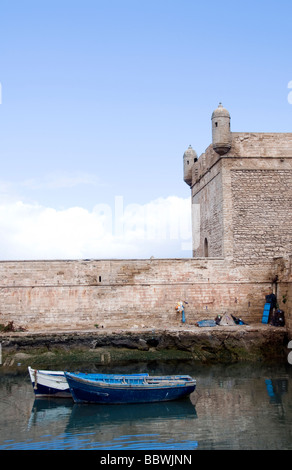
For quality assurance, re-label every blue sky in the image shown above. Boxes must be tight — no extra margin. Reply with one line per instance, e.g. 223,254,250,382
0,0,291,259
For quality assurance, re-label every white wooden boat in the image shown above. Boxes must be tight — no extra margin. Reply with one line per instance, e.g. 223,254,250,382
28,367,71,398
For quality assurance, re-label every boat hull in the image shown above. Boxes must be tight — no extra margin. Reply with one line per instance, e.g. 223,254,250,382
65,372,196,404
28,367,71,398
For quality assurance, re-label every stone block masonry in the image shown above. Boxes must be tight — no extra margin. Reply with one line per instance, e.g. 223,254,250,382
190,139,292,263
231,168,292,264
0,258,285,332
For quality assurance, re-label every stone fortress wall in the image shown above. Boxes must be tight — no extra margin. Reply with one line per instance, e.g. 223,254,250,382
0,255,290,334
0,104,292,336
189,133,292,262
183,104,292,335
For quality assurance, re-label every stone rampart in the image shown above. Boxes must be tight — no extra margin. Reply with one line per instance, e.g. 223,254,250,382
0,258,285,332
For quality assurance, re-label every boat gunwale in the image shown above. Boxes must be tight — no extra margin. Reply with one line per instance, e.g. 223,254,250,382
65,372,196,390
28,366,65,377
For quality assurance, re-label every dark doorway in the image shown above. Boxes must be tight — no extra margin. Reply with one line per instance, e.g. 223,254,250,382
204,238,209,257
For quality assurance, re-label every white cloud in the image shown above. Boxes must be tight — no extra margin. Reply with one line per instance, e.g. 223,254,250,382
0,196,194,260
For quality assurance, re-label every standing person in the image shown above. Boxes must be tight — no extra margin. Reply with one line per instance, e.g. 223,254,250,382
176,301,186,323
181,304,185,323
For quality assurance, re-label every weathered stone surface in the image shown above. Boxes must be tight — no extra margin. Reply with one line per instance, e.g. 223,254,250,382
0,325,289,365
0,258,290,332
190,128,292,263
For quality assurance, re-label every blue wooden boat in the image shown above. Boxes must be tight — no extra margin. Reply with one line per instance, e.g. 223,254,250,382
64,371,196,404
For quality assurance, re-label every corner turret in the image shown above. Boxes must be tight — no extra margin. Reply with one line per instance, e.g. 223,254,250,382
211,103,231,155
183,145,197,186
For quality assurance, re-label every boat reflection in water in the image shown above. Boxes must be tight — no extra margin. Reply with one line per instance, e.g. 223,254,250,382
67,398,197,426
29,397,197,426
27,399,72,434
28,397,198,449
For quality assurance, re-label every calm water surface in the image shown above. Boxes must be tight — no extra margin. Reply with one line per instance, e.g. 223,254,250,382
0,361,291,450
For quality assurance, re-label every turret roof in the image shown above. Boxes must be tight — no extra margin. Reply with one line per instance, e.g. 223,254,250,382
211,102,230,119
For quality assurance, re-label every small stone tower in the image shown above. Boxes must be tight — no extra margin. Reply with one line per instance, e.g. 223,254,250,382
183,145,197,186
211,102,231,155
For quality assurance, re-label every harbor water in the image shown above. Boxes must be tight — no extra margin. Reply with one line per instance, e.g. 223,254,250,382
0,361,292,450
